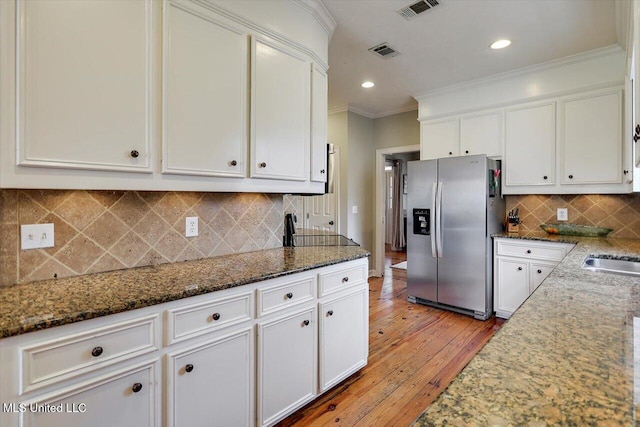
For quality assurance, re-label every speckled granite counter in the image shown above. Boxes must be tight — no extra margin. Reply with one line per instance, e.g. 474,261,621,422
0,246,369,338
414,232,640,426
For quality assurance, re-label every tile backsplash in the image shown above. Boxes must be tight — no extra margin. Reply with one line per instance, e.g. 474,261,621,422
0,190,284,286
505,194,640,239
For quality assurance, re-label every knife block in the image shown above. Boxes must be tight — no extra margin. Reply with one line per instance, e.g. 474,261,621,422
506,221,519,233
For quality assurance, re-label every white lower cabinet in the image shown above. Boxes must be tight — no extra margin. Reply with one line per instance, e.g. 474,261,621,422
167,327,253,427
494,238,574,318
257,306,317,427
0,258,369,427
319,287,368,392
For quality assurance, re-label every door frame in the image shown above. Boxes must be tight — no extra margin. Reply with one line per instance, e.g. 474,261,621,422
303,146,341,233
373,144,420,277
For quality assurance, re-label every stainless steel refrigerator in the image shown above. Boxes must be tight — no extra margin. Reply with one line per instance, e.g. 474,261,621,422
406,155,504,320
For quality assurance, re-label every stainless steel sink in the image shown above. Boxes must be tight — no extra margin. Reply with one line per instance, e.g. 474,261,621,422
581,255,640,277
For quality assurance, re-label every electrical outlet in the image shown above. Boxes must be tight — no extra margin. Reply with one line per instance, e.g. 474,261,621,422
21,223,54,250
185,217,199,237
557,208,568,221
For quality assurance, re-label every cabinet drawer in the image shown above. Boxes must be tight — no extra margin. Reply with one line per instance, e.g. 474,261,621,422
166,291,252,345
21,314,158,394
318,262,367,297
257,275,315,317
495,240,567,261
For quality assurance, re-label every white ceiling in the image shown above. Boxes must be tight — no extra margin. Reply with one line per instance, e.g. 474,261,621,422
322,0,625,118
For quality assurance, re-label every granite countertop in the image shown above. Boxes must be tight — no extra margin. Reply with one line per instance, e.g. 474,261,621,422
414,232,640,426
0,246,370,339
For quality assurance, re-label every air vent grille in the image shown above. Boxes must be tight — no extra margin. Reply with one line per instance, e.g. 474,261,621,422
368,42,400,59
398,0,440,20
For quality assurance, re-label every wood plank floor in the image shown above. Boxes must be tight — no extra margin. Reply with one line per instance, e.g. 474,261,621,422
277,245,504,427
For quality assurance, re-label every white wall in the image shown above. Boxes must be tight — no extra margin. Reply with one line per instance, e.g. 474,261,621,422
328,111,348,236
373,110,420,150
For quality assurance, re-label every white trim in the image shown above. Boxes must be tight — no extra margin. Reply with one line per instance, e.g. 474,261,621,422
414,45,624,101
346,105,376,119
328,104,418,120
373,144,420,277
291,0,337,39
328,105,348,115
372,105,418,119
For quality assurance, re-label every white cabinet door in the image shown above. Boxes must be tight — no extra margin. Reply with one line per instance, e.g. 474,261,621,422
319,288,368,392
561,91,622,184
529,262,555,294
257,307,317,427
162,1,247,177
251,37,310,181
311,64,328,183
168,328,253,427
420,118,459,160
505,102,556,186
495,258,529,318
23,360,158,427
635,0,640,168
15,0,155,173
460,111,503,158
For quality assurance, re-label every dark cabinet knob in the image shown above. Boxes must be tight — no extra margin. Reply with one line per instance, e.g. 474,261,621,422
302,320,310,326
329,221,334,225
448,152,453,155
568,175,573,179
230,160,237,166
624,170,629,175
526,250,531,254
636,124,640,134
212,313,221,321
286,292,293,299
132,383,143,393
259,162,267,168
327,310,334,316
634,134,640,142
130,150,139,158
91,346,103,357
185,364,194,373
320,169,325,174
465,150,469,154
537,269,542,274
543,176,548,180
342,277,349,283
517,267,523,271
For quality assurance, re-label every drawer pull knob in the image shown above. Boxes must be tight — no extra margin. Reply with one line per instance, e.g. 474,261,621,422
543,175,548,180
185,364,194,373
212,313,221,321
130,150,139,158
517,267,523,271
230,160,237,166
465,150,469,154
132,383,143,393
91,346,103,357
526,250,532,254
327,310,334,316
537,269,542,274
568,174,573,179
286,292,293,299
321,169,325,174
302,320,310,326
259,162,267,168
342,277,349,283
448,152,453,155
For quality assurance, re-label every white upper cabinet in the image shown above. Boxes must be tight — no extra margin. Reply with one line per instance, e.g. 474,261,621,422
420,118,459,160
251,37,310,181
311,64,328,183
505,102,556,187
14,0,155,173
162,1,247,178
460,111,503,158
560,90,622,185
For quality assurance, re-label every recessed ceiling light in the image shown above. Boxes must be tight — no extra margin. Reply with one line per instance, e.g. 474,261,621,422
361,81,375,88
490,39,511,50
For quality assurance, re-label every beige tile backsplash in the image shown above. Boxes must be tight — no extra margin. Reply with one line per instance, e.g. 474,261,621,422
505,194,640,239
0,190,284,286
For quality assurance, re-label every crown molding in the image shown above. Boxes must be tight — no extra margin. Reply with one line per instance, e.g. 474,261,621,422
413,44,624,101
328,105,348,115
372,105,418,119
328,104,418,119
293,0,337,39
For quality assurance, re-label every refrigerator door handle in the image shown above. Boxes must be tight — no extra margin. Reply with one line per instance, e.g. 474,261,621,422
430,182,437,258
435,181,443,258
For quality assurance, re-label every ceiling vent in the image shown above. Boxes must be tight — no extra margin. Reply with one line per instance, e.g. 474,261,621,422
397,0,441,20
368,42,401,59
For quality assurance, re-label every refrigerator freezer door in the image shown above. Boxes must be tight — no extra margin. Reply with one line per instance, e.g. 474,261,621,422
407,160,438,302
436,155,488,312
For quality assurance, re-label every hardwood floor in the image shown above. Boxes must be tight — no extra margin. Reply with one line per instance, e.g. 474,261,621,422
277,245,504,427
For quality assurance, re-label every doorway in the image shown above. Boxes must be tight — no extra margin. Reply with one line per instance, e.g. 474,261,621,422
373,145,420,277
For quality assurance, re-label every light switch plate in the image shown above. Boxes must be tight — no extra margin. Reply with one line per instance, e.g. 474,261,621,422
21,223,54,250
352,205,358,214
557,208,568,221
